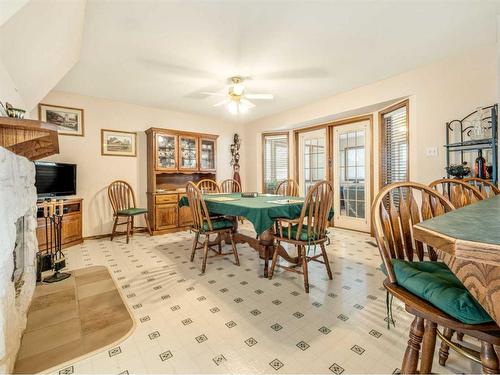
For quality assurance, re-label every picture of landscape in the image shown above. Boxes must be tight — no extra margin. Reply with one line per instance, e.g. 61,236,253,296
101,129,137,157
39,104,84,136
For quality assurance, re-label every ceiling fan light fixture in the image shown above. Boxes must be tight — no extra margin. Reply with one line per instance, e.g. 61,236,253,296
228,100,239,115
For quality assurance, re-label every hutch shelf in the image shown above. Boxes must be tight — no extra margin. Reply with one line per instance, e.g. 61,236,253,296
145,127,218,235
445,104,498,184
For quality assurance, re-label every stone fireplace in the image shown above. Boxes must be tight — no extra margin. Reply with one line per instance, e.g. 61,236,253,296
0,146,38,373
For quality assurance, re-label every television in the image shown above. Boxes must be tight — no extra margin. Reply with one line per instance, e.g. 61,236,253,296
34,161,77,198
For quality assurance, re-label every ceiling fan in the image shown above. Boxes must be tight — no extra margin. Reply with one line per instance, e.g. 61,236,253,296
201,76,274,114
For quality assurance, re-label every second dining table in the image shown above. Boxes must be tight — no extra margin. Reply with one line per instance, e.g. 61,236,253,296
179,192,327,277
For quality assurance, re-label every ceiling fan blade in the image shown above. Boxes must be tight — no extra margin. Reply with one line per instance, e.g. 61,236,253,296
200,92,227,97
251,67,328,81
240,98,256,108
245,93,274,100
213,99,229,107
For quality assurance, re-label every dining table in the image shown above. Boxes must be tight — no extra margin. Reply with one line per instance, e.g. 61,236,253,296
179,192,312,277
413,195,500,325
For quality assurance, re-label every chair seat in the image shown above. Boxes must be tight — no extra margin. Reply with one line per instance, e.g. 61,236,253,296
392,259,493,325
202,218,234,231
278,224,323,241
117,207,148,216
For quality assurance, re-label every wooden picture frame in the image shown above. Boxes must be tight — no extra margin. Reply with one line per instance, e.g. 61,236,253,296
101,129,137,157
38,103,84,136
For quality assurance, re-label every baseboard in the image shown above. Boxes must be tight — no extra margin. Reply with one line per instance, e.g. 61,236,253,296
84,228,148,240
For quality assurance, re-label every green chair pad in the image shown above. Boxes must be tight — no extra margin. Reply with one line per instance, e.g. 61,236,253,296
279,224,322,241
117,208,148,216
202,218,234,231
392,259,493,325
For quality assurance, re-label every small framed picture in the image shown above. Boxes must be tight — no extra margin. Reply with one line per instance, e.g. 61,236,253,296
39,103,84,136
101,129,137,157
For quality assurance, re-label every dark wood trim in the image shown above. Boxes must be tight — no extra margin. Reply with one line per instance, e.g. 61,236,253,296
261,131,290,193
378,99,410,189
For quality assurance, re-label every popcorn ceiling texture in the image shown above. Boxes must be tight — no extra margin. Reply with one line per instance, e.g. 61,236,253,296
0,147,38,373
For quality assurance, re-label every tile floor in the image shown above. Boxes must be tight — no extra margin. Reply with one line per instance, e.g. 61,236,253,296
50,223,481,374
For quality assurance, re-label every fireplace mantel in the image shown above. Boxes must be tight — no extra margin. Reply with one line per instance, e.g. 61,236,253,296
0,117,59,160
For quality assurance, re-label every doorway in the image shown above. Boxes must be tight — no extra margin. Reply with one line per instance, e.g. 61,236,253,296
331,119,371,232
297,129,328,196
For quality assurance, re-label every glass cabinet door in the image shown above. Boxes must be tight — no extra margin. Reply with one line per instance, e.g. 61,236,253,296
200,138,216,171
179,136,198,170
156,133,177,170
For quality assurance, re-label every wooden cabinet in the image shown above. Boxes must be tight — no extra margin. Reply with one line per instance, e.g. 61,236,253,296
36,198,83,251
155,203,178,230
155,133,177,171
199,137,217,172
179,135,198,171
146,128,218,235
178,194,193,226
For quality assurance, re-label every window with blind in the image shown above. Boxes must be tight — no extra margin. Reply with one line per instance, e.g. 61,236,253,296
380,101,409,187
262,133,289,193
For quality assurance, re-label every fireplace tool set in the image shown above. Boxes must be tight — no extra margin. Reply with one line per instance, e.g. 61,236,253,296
36,199,71,283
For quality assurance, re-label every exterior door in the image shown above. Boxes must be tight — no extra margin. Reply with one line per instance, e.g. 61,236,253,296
298,129,327,196
332,120,371,232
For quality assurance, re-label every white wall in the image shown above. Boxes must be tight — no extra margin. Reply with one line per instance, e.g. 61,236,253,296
0,0,86,112
0,60,25,110
244,45,497,194
33,91,242,237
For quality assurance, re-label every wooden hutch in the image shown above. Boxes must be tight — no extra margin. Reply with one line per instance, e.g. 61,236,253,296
145,127,218,234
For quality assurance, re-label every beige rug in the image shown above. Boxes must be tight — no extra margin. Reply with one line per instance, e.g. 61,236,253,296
14,266,134,374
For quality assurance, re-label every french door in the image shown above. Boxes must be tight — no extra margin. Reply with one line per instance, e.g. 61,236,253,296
332,120,371,232
297,129,327,196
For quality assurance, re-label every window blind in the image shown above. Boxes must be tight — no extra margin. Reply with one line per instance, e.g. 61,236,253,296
381,104,408,187
263,134,289,193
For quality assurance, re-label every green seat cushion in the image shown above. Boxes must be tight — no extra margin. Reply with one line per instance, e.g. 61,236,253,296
279,224,323,241
202,218,234,231
392,259,493,325
117,208,148,216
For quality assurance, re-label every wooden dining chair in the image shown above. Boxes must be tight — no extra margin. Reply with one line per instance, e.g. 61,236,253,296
186,181,239,273
429,178,483,208
372,182,500,374
220,178,241,193
275,179,299,196
463,177,500,198
268,180,333,293
197,179,221,194
108,180,152,244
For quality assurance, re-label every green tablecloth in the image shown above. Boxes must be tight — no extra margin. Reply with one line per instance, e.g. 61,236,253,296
179,193,313,236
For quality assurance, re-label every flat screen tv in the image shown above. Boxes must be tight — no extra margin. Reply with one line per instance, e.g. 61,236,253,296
34,161,77,198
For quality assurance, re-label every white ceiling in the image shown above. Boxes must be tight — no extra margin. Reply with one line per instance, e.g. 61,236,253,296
56,0,500,123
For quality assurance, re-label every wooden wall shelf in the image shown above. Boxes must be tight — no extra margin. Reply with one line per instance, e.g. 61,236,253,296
0,117,59,160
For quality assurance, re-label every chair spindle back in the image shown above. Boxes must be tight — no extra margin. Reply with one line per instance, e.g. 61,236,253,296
108,180,137,214
371,182,455,284
220,179,241,193
429,178,483,208
186,181,213,231
463,177,500,198
294,180,333,241
275,179,299,196
197,179,220,194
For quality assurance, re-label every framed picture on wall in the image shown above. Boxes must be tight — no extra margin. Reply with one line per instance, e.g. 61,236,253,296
101,129,137,157
38,103,84,136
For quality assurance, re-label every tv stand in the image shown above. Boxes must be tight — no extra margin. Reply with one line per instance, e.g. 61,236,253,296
36,197,83,251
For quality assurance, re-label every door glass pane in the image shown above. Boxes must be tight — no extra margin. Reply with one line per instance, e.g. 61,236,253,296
157,135,176,169
338,129,366,219
200,139,215,170
303,136,325,194
180,137,197,168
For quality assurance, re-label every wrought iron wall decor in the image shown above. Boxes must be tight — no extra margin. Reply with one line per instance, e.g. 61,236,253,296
230,133,241,186
445,104,498,184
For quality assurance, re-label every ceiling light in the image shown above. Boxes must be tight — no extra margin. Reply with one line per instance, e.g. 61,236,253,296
228,100,239,115
232,83,245,96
